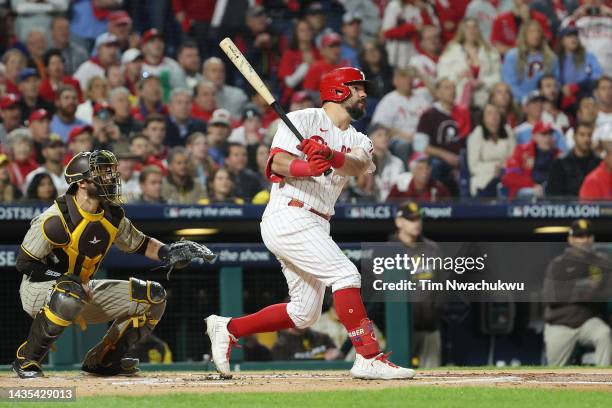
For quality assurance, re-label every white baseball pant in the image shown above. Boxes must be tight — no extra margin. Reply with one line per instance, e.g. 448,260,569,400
260,205,361,329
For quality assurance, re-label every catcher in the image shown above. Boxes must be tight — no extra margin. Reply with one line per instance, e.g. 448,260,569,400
13,150,216,378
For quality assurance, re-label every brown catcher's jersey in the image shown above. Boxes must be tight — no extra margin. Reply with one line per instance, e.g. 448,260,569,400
20,192,147,282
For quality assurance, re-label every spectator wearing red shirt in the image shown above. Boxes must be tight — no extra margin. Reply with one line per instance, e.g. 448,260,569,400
39,49,83,105
491,0,552,55
502,121,560,199
278,19,321,106
387,156,450,202
579,141,612,200
382,0,439,68
192,81,217,123
172,0,217,59
303,32,349,94
434,0,471,45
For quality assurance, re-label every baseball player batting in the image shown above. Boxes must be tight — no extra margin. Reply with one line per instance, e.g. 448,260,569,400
207,67,415,380
13,150,216,379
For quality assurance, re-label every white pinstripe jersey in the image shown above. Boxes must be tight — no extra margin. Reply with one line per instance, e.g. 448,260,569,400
269,108,374,215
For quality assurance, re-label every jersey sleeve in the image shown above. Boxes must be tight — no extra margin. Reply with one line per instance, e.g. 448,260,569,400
114,216,148,253
21,213,54,260
270,110,314,157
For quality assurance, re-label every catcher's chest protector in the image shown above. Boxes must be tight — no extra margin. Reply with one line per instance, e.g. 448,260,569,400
43,194,123,283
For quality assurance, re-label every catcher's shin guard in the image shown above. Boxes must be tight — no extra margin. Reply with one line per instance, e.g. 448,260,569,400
13,278,86,378
82,279,166,376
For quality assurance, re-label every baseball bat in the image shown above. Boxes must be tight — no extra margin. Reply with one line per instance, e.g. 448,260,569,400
219,37,332,176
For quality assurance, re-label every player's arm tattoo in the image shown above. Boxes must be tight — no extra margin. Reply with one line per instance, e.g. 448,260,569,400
334,148,372,177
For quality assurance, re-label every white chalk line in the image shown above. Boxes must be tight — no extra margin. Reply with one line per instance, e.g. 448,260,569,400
110,379,237,386
106,374,612,388
411,376,522,385
525,380,612,386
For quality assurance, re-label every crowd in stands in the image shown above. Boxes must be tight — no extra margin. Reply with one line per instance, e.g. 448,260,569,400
0,0,612,205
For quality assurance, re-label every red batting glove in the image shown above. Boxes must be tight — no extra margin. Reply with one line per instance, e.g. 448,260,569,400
310,148,346,169
308,154,332,176
310,143,332,160
298,138,327,158
298,139,346,169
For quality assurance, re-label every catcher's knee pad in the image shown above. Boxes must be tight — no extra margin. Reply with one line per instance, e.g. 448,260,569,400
129,278,167,305
46,279,87,324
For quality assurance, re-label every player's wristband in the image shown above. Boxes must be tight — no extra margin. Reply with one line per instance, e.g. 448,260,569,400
327,150,345,169
158,244,170,262
289,159,313,177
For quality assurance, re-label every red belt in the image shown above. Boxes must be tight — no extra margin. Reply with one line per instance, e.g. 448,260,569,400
287,199,331,221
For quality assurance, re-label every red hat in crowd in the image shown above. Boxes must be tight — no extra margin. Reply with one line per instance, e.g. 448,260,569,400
291,91,313,104
0,94,20,109
142,29,163,45
108,11,132,25
68,125,93,144
321,32,342,48
28,109,50,123
532,121,554,135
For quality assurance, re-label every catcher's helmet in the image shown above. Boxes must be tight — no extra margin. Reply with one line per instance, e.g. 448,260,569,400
64,150,122,204
319,67,368,103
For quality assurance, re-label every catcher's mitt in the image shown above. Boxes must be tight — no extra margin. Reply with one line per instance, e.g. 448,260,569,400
160,240,217,280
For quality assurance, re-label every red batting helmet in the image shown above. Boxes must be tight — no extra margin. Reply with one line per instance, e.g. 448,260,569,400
319,67,368,103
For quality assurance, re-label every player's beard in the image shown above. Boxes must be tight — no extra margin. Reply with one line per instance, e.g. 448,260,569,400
344,98,366,121
85,181,104,201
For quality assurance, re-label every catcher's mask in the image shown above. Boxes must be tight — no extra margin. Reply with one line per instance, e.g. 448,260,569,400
64,150,122,204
